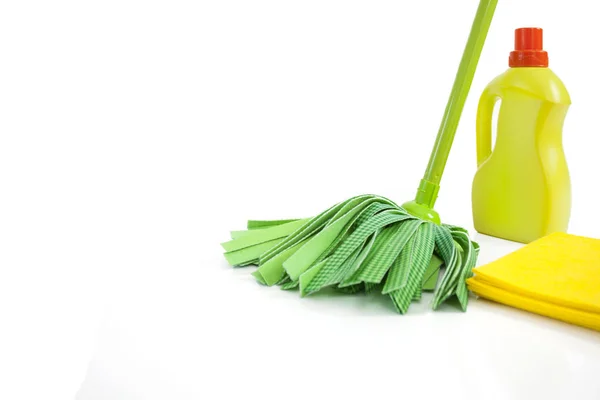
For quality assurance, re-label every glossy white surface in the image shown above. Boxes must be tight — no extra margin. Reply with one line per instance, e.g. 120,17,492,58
77,234,600,400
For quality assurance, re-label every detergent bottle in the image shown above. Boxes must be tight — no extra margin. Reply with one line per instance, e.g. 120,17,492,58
472,27,571,244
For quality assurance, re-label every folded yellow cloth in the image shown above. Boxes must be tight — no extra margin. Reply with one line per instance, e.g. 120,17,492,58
467,232,600,331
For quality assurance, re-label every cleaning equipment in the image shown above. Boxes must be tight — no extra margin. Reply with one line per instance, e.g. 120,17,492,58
222,0,498,314
472,27,571,244
467,232,600,332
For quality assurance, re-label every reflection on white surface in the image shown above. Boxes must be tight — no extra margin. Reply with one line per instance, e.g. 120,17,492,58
473,233,524,266
77,235,600,400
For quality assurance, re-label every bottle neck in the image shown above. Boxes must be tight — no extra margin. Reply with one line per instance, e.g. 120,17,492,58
509,51,548,68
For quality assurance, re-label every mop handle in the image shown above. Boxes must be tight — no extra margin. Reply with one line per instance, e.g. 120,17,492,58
415,0,498,209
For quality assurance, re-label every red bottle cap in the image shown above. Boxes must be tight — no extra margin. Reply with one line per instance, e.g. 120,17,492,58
509,27,549,68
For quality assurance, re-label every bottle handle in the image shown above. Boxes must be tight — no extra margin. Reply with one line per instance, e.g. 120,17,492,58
476,85,501,167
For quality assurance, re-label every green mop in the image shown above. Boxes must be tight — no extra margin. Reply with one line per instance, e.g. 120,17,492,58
221,0,498,314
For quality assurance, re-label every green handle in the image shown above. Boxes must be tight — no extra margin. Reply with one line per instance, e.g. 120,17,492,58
415,0,498,209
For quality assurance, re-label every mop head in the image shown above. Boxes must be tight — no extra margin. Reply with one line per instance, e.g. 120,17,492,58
221,194,479,313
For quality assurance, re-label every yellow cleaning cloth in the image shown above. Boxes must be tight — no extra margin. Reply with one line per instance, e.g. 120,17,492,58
467,232,600,331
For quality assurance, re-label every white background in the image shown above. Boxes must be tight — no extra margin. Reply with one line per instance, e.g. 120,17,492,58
1,0,599,399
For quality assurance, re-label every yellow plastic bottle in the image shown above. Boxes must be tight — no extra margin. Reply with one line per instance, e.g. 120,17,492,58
472,27,571,244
